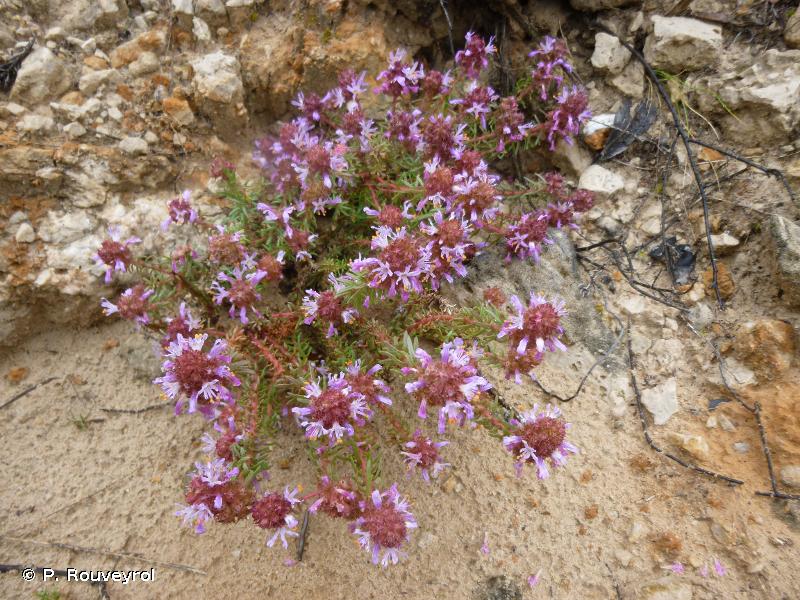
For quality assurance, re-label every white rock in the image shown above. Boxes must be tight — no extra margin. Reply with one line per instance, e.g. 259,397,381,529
3,102,26,116
172,0,194,15
780,465,800,488
191,51,244,104
610,60,644,98
10,47,72,104
17,114,55,133
45,27,66,41
119,136,149,155
78,68,120,95
128,52,160,77
578,164,624,196
38,211,96,244
710,232,740,255
591,32,631,74
641,378,678,425
193,17,212,42
644,16,722,72
64,121,87,138
15,223,36,243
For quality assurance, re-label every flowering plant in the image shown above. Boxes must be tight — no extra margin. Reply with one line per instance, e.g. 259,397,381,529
95,33,592,566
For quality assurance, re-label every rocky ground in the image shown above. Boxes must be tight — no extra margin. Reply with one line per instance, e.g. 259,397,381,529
1,0,800,599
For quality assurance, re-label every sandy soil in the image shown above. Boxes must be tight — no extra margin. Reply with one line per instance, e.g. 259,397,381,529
1,297,798,600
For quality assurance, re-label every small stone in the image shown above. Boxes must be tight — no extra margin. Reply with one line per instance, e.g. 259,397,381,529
733,442,750,453
710,232,740,256
769,215,800,306
15,223,35,243
578,164,624,197
17,114,55,133
780,465,800,488
128,51,160,77
717,414,736,432
641,378,678,426
785,6,800,48
640,577,693,600
669,432,710,461
582,113,615,151
591,32,631,74
119,136,149,156
162,96,195,126
644,16,722,72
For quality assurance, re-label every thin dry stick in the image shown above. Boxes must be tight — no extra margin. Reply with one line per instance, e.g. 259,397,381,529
534,304,627,402
0,377,58,410
626,320,744,486
596,24,725,310
1,536,206,575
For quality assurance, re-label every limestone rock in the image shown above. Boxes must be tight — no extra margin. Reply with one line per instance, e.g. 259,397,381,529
769,215,800,306
191,51,247,132
785,4,800,48
642,379,678,426
10,47,73,105
591,32,631,75
578,165,624,197
119,136,149,156
734,319,796,379
644,16,722,72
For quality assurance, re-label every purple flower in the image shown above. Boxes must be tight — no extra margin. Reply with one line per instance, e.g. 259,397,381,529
162,190,198,230
154,333,240,416
100,284,153,327
502,403,577,479
94,226,141,283
252,486,302,548
494,97,532,152
455,32,496,79
352,484,417,566
343,360,392,407
292,374,371,443
211,265,268,325
403,338,491,434
505,211,552,262
450,81,498,129
302,277,358,337
401,430,449,481
545,86,591,150
498,293,567,356
350,227,432,301
528,35,573,101
375,49,424,98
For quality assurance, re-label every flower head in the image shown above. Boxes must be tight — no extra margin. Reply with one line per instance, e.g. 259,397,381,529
292,374,371,443
211,265,268,325
309,476,361,519
350,227,432,301
100,285,153,327
455,32,496,79
154,333,240,416
353,484,417,566
162,190,198,230
502,404,577,478
176,458,251,533
403,338,491,434
401,430,450,481
252,486,302,548
94,226,141,283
